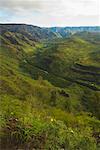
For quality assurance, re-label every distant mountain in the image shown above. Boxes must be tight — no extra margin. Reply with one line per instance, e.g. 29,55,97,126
47,26,100,38
0,24,100,40
0,24,57,42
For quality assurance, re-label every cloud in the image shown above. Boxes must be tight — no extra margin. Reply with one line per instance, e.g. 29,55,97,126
0,0,99,14
0,0,99,26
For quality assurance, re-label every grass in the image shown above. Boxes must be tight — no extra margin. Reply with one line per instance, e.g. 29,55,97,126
0,30,100,149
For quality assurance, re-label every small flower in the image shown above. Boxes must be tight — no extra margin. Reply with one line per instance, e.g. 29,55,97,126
70,129,74,133
51,118,54,122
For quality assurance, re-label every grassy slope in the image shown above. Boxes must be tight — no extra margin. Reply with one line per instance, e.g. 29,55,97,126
0,31,100,149
22,35,100,114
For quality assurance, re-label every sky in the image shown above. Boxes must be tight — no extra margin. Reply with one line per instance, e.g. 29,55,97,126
0,0,100,27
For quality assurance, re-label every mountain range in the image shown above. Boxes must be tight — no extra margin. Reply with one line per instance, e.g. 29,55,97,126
0,24,100,40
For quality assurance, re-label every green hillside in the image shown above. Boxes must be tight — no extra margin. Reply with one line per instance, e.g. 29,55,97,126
0,25,100,149
21,35,100,117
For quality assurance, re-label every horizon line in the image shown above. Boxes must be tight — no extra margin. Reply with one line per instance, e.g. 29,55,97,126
0,23,100,28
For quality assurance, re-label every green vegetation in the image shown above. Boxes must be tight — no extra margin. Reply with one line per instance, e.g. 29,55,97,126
0,25,100,149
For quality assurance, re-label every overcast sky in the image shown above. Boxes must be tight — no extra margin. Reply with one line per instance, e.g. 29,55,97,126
0,0,100,27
